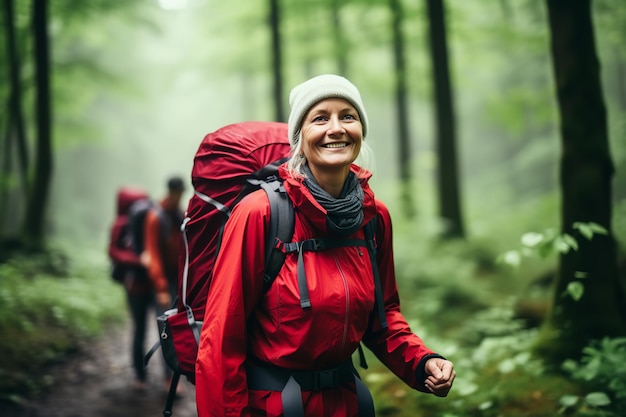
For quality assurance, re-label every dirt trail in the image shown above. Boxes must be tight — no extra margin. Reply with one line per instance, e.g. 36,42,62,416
6,316,197,417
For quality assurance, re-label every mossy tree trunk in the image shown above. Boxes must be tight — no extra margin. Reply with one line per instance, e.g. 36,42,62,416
538,0,626,363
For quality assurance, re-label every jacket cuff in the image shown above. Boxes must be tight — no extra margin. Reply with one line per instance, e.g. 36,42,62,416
416,353,445,385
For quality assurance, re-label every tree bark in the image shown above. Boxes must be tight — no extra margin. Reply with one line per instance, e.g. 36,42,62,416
426,0,464,238
3,0,29,195
23,0,53,248
269,0,284,122
539,0,626,363
390,0,415,218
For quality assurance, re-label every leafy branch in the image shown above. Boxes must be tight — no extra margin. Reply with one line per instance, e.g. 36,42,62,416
496,222,608,301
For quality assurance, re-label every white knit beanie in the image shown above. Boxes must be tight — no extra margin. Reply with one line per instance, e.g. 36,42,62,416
287,74,369,146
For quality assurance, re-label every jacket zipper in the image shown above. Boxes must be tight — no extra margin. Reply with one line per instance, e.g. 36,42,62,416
335,256,350,352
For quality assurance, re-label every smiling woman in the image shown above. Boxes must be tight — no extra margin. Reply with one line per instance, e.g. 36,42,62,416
287,74,371,184
298,97,364,197
194,74,456,417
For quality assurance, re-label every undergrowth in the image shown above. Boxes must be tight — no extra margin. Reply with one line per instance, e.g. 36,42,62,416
368,191,626,416
0,242,126,405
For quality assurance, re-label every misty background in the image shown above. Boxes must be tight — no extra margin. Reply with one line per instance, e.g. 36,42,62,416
43,0,625,245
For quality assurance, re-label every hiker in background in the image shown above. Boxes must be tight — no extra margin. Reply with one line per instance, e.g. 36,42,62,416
142,176,186,388
143,176,186,311
195,74,455,417
107,186,156,391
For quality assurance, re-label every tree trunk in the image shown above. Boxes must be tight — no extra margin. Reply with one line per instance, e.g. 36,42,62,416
2,0,30,238
538,0,626,363
268,0,284,122
331,0,347,76
23,0,53,248
426,0,464,238
390,0,415,218
3,0,29,183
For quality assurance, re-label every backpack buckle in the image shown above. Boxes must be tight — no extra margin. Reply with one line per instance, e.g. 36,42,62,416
312,369,339,390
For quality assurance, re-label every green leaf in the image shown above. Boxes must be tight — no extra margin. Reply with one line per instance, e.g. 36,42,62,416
498,358,516,373
562,234,578,251
478,401,493,410
589,222,608,235
498,251,521,267
566,281,584,301
521,232,544,247
559,394,579,408
538,237,556,258
554,236,572,254
574,223,594,240
573,222,608,239
585,392,611,407
574,271,587,279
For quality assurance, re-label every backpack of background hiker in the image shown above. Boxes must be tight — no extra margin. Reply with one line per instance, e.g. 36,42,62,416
127,198,157,255
150,121,292,382
108,187,150,284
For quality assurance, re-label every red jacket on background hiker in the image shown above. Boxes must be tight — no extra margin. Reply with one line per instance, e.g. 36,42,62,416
195,165,438,417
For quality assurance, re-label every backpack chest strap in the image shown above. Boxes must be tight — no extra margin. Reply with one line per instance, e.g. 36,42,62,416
279,237,371,309
282,237,368,253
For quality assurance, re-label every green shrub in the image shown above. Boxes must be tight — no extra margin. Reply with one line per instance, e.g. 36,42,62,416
561,337,626,416
0,244,126,403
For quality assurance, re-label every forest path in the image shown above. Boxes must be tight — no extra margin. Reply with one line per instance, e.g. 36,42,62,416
6,314,197,417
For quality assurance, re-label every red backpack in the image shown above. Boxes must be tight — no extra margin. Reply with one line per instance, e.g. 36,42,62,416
143,122,292,411
107,187,149,284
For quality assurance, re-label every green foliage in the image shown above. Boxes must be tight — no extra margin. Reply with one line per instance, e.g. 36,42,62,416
375,180,625,416
0,244,126,403
361,300,597,417
561,338,626,416
497,222,609,301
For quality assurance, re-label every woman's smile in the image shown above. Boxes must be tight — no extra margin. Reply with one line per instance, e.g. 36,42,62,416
321,142,350,149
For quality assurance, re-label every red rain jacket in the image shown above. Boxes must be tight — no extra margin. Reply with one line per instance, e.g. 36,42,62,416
195,165,436,417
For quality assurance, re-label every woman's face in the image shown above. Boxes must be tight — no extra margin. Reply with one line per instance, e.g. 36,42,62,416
300,98,363,177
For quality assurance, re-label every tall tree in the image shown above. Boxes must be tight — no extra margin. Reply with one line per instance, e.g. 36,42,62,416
3,0,28,189
23,0,52,248
538,0,626,363
390,0,415,218
269,0,285,122
330,0,347,76
1,0,29,240
425,0,464,238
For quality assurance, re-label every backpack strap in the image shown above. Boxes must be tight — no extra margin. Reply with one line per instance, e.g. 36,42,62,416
280,222,386,325
363,218,388,329
254,177,295,291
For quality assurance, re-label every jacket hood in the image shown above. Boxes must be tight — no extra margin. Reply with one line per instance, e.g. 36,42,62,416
116,187,149,215
280,164,377,234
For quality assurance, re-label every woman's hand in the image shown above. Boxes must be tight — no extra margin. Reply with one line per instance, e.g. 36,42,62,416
424,358,456,397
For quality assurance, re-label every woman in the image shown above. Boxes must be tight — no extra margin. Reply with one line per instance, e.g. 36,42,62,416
195,74,455,417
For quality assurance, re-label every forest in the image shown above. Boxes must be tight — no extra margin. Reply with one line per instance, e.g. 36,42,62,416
1,0,625,416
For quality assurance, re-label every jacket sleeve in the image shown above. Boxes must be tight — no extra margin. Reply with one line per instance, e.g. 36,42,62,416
362,200,440,393
195,192,268,417
144,209,169,293
108,218,142,266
